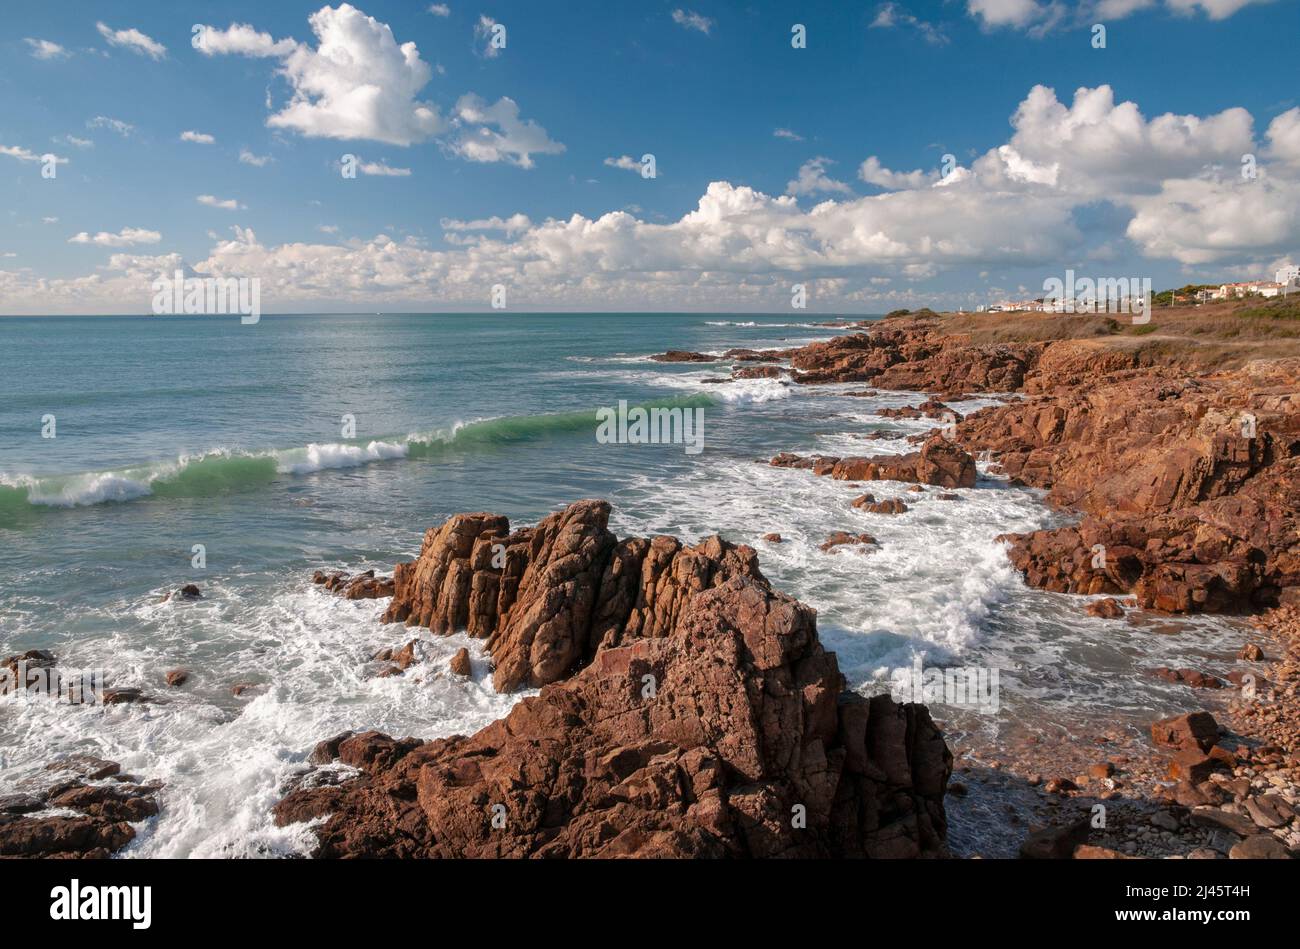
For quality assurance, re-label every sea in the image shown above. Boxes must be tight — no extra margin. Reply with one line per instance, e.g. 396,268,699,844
0,313,1247,856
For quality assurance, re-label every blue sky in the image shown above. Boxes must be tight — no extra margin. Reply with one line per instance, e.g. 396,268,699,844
2,0,1299,313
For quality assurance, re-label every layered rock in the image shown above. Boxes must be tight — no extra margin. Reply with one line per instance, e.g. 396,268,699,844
770,436,977,489
972,365,1300,613
277,571,951,859
379,500,765,692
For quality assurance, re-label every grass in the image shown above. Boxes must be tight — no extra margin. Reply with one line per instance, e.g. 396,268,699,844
925,300,1300,368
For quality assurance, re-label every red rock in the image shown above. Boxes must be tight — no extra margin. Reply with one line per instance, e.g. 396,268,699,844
762,533,782,543
1151,712,1219,752
275,504,954,859
449,648,471,677
164,669,189,688
852,496,908,515
1237,643,1265,661
820,532,877,552
1147,667,1225,689
1085,597,1125,619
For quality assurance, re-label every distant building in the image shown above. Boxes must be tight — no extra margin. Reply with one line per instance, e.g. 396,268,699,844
1276,265,1299,286
1216,280,1279,299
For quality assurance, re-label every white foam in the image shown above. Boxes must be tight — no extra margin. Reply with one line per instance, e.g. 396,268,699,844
276,440,410,475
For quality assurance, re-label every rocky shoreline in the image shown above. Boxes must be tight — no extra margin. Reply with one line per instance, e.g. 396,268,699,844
6,305,1298,859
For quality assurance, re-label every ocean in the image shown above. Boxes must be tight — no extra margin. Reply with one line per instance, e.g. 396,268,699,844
0,313,1246,856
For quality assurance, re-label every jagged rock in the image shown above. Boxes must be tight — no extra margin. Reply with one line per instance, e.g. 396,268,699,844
276,574,951,858
449,648,471,677
164,669,189,688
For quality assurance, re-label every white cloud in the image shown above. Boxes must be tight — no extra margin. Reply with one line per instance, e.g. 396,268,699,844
966,0,1054,28
14,84,1300,313
68,227,161,247
1,144,67,164
181,131,217,144
1264,107,1300,166
59,135,93,149
439,213,531,234
603,155,642,173
773,128,804,142
201,5,442,145
319,224,340,233
239,149,275,166
355,159,411,176
786,157,853,196
869,4,948,44
858,156,938,190
1127,174,1300,264
43,217,59,224
95,22,167,60
25,38,70,60
428,4,451,15
88,116,134,136
671,9,714,34
475,15,503,58
1165,0,1273,18
193,23,298,57
197,195,247,210
447,95,564,168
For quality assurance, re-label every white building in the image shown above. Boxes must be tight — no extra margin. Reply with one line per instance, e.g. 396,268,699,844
1276,265,1300,287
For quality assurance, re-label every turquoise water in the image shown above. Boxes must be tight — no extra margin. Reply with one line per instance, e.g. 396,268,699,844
0,313,1244,856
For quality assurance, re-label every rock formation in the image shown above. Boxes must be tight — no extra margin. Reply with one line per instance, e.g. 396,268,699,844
277,501,952,858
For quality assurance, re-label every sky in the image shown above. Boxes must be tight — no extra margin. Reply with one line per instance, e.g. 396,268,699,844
1,0,1298,314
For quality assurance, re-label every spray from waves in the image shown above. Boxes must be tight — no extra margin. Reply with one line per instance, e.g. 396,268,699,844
0,394,717,513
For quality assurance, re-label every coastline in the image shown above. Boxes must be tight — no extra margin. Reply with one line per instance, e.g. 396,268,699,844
3,303,1299,859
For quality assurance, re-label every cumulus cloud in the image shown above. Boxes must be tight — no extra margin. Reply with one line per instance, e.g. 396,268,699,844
193,23,298,57
68,227,161,247
858,156,938,190
199,5,442,145
95,22,167,60
25,38,69,60
786,157,853,196
13,84,1300,313
181,130,216,144
447,95,564,168
1265,107,1300,166
968,0,1271,32
1165,0,1273,18
197,6,561,164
